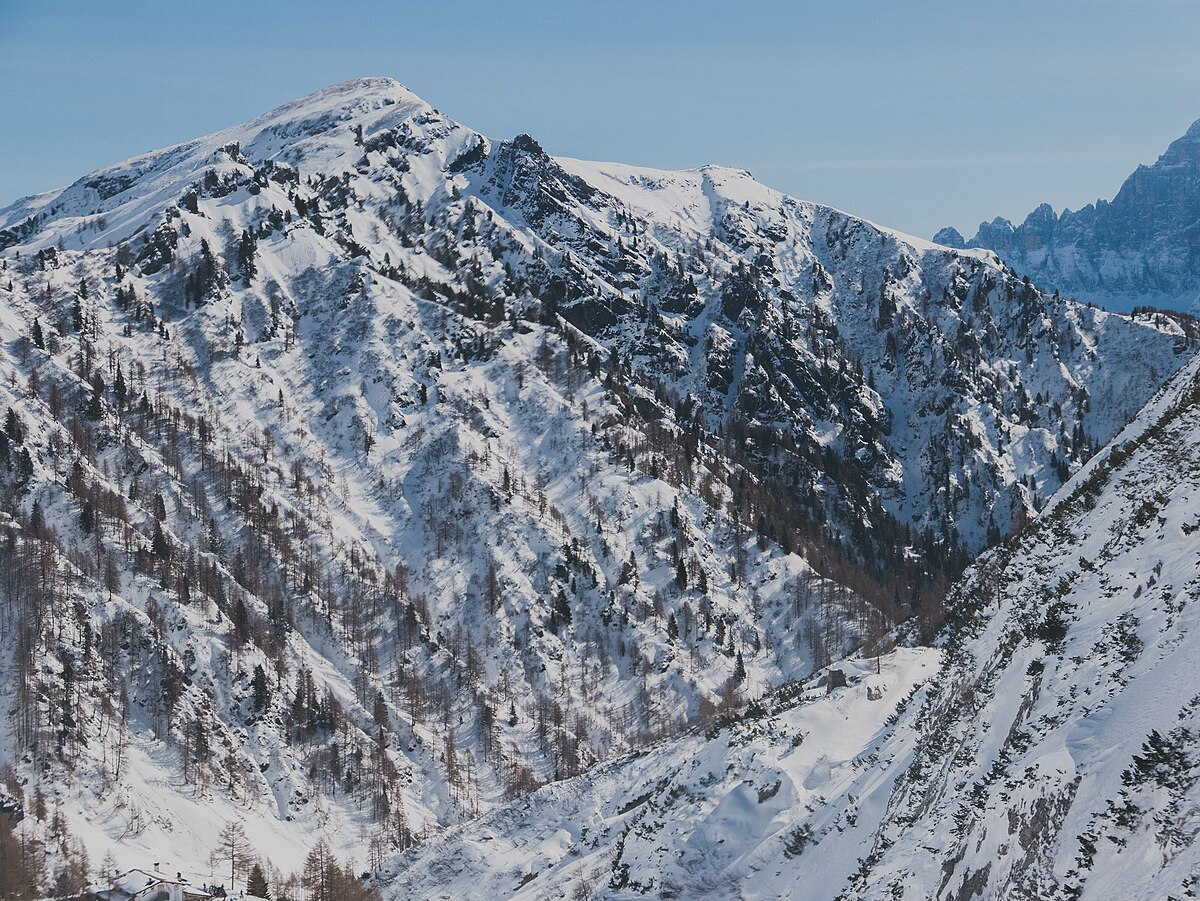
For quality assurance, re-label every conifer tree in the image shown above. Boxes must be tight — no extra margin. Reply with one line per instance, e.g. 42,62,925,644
247,862,270,899
4,408,22,445
29,500,46,540
252,665,270,712
113,364,127,409
237,230,257,283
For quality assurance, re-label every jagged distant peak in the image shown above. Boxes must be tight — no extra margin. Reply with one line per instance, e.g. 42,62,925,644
1168,115,1200,145
940,115,1200,312
931,226,966,248
1147,116,1200,169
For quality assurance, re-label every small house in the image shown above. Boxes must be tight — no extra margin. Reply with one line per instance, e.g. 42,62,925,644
93,869,214,901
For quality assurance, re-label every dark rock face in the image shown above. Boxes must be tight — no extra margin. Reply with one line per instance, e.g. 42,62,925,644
0,788,23,825
932,226,966,249
943,119,1200,312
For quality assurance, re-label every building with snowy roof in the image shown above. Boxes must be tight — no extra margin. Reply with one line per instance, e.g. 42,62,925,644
92,869,214,901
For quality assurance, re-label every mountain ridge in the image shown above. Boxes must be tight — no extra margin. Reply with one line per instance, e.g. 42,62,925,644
937,116,1200,314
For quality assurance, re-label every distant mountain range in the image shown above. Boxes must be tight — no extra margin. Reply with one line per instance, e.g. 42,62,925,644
935,119,1200,313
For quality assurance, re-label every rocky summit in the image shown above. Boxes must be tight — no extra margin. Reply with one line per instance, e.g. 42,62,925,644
937,119,1200,314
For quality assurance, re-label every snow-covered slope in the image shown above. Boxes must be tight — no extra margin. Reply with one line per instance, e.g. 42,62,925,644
1,78,1191,557
843,343,1200,899
937,118,1200,314
385,347,1200,900
0,77,1194,888
378,648,940,901
0,219,853,872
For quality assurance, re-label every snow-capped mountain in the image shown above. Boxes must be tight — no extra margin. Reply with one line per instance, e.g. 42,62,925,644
0,77,907,880
0,77,1193,889
382,318,1200,901
936,118,1200,314
3,79,1191,558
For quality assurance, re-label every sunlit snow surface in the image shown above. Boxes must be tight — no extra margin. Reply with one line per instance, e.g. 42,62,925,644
380,648,939,900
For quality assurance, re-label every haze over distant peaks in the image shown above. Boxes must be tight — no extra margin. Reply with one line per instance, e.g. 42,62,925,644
936,117,1200,313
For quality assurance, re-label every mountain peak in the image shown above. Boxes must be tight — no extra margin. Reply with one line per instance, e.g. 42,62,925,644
508,133,546,156
1157,116,1200,167
931,226,966,248
0,75,444,249
948,114,1200,311
274,75,421,109
243,75,432,136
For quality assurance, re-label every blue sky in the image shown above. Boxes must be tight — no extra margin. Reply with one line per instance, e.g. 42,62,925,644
2,1,1198,237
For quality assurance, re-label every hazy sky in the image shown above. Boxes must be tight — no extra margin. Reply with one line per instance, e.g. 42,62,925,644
2,1,1199,238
